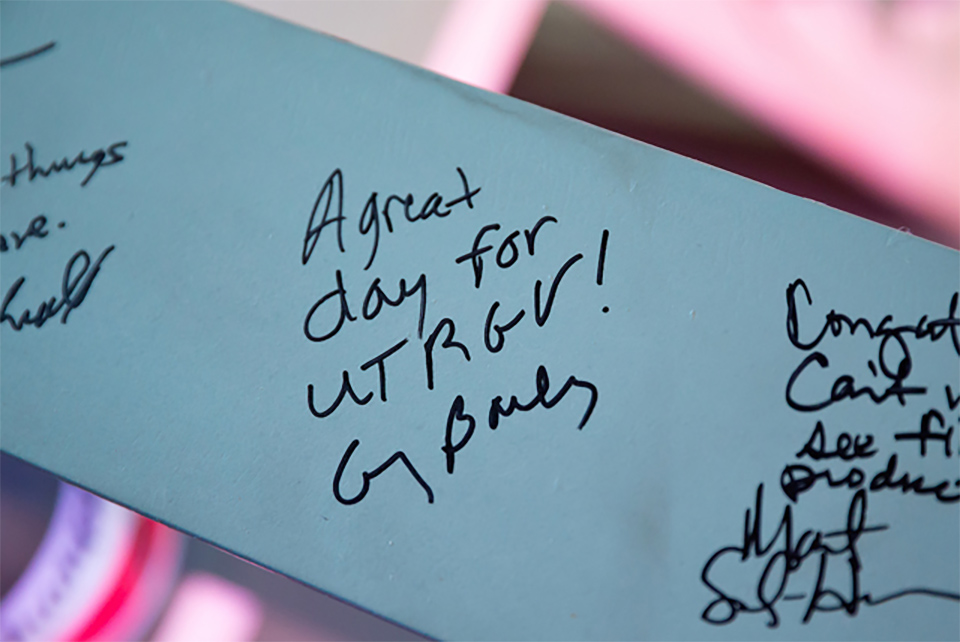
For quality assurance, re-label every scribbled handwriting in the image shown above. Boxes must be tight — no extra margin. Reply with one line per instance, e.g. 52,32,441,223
702,279,960,626
2,141,127,188
299,165,610,506
701,485,957,628
1,214,50,253
2,246,115,330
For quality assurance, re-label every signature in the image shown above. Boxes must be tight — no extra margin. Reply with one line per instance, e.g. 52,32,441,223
701,484,959,628
330,363,598,505
1,246,115,330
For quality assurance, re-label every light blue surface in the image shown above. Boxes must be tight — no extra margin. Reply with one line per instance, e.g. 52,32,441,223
1,2,958,639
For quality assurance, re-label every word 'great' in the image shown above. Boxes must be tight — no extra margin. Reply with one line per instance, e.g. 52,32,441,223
302,167,480,271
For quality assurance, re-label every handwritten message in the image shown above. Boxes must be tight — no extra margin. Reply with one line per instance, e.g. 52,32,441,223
299,167,605,505
700,280,960,627
0,42,122,332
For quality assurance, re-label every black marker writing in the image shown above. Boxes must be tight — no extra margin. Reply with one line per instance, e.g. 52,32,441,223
484,301,524,353
701,485,957,628
303,168,345,264
795,421,877,462
781,453,959,504
2,142,127,188
2,246,115,330
303,167,480,269
423,317,470,391
333,439,434,505
785,351,926,412
443,395,475,474
456,215,557,288
894,409,957,458
1,214,49,252
946,385,960,411
360,338,408,402
596,229,609,285
0,41,56,68
488,364,598,431
533,253,582,327
307,371,373,419
303,270,427,343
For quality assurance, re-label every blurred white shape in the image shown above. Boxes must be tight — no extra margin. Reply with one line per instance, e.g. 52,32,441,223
0,485,183,642
0,486,136,641
152,573,263,642
424,0,548,92
229,0,452,67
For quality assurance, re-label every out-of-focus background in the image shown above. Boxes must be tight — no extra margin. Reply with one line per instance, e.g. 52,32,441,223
3,1,957,640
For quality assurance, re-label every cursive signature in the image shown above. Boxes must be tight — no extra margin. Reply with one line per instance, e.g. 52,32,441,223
701,485,958,627
1,246,115,330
